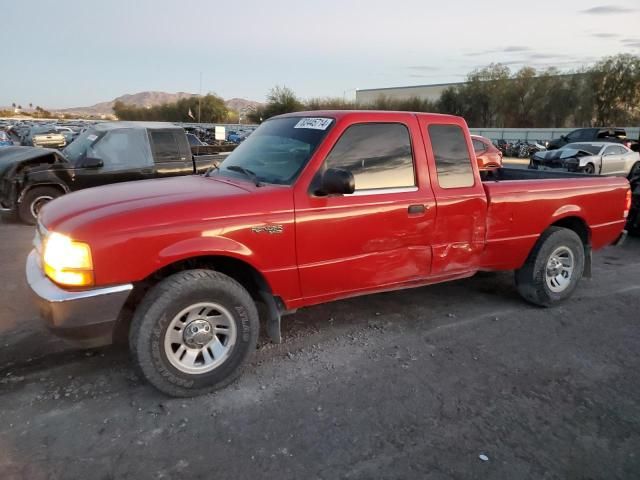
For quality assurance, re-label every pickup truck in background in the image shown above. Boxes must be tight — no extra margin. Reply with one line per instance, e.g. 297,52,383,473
26,111,630,397
0,122,220,224
547,127,636,150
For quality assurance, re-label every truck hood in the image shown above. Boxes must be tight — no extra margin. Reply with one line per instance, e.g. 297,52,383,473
0,146,67,179
40,175,254,233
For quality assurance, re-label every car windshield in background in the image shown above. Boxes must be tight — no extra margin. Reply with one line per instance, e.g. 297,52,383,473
216,116,334,185
561,143,602,155
62,128,104,164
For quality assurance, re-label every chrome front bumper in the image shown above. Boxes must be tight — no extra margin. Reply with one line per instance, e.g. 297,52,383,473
25,250,133,347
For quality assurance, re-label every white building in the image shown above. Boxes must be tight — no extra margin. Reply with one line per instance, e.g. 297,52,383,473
356,82,464,105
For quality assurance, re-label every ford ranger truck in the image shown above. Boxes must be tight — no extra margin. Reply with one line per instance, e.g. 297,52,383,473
26,111,631,397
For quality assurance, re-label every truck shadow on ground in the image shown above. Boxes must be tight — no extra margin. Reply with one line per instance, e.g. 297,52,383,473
0,270,521,397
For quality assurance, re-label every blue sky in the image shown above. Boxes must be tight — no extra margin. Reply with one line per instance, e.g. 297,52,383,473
1,0,638,108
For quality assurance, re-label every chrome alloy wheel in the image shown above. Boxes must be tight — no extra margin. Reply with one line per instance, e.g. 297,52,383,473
164,302,237,374
30,195,54,218
545,246,575,293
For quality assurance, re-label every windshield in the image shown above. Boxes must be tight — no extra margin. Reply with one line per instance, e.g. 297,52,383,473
62,128,104,163
32,126,58,135
216,116,334,185
561,143,601,155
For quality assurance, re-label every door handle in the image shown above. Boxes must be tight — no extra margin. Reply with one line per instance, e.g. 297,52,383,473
408,204,426,215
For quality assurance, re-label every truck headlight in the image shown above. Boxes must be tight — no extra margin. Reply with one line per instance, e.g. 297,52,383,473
43,232,94,287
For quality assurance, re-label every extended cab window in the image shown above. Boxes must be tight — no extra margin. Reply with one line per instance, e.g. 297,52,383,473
323,123,415,191
429,124,475,189
151,131,184,163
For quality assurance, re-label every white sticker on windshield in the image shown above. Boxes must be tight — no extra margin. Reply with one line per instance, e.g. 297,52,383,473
86,134,98,142
294,118,333,130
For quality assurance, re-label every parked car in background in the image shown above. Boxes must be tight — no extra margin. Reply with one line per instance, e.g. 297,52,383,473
23,126,66,148
26,110,629,397
547,128,632,150
0,122,221,224
0,131,12,147
54,126,80,145
471,135,502,170
530,142,640,177
227,130,251,144
186,132,207,146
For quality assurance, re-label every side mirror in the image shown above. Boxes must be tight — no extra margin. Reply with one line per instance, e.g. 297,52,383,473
80,157,103,168
318,168,355,195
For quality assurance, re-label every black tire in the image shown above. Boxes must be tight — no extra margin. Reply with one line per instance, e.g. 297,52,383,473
515,227,585,307
582,163,595,175
129,269,259,397
18,186,62,225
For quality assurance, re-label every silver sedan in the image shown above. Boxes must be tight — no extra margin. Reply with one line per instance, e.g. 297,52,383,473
531,142,640,178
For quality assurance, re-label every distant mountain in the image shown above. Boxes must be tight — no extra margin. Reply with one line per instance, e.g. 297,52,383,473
57,91,262,117
225,98,262,112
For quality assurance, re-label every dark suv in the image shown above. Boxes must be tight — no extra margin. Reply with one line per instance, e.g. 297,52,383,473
548,128,629,150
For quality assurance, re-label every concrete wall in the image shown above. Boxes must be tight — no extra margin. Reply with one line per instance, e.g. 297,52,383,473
468,127,640,142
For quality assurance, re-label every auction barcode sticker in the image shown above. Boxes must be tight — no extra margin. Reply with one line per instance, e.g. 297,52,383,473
294,118,333,130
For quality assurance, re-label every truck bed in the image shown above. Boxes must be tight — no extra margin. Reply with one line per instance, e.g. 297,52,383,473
481,166,587,181
479,167,629,271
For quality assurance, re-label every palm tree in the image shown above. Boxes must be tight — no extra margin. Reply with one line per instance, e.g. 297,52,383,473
11,102,16,109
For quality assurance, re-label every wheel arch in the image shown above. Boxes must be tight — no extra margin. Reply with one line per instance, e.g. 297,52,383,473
547,215,592,277
17,181,69,204
115,254,285,345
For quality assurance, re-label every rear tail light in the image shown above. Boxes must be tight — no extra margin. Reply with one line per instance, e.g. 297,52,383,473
624,188,631,218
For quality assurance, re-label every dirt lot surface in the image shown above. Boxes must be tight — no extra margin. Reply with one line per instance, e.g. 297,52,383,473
1,219,639,480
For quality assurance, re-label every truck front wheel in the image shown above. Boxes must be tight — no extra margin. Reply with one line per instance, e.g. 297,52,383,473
129,269,259,397
18,186,62,225
515,227,585,307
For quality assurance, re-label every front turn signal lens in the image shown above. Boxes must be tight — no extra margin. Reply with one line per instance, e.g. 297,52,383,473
43,232,94,287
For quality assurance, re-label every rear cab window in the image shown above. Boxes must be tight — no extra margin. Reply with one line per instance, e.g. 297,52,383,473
428,124,475,189
322,123,415,192
150,130,186,163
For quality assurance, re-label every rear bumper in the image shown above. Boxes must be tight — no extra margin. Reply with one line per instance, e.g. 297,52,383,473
25,250,133,347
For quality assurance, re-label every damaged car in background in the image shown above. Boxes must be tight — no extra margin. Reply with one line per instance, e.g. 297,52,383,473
0,122,223,224
529,142,640,178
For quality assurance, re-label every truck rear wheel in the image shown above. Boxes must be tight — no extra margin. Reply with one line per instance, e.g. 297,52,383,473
515,227,585,307
18,186,62,225
129,269,259,397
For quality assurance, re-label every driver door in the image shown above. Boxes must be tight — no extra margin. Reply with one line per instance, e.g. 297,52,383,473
293,116,436,302
72,129,155,189
601,145,625,175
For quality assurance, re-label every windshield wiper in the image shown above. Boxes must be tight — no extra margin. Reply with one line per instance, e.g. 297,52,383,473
226,165,262,187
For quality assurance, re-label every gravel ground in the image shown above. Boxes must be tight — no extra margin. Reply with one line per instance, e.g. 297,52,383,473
1,219,639,480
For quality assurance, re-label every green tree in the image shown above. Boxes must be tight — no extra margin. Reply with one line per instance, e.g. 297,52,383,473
262,86,303,119
590,54,640,125
113,94,227,122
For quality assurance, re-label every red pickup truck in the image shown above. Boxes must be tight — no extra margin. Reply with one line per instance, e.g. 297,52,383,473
26,111,630,397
